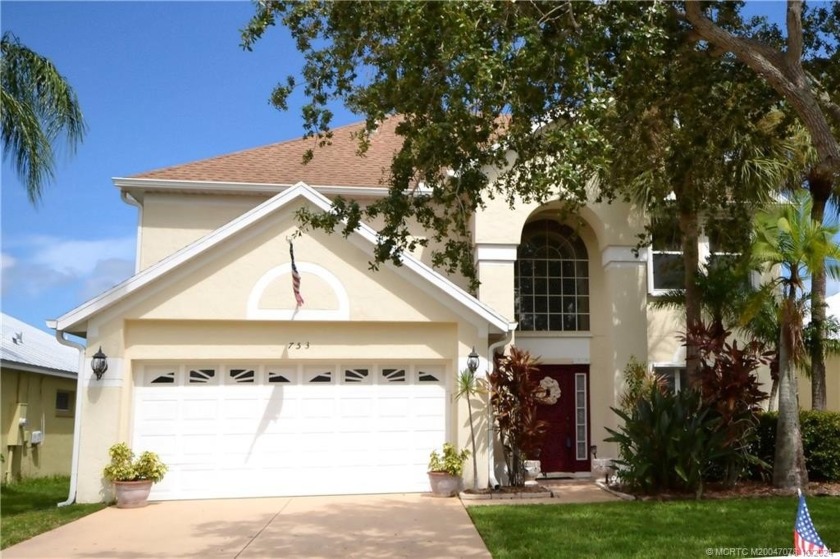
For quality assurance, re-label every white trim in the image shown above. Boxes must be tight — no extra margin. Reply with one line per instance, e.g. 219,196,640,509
574,372,588,461
246,262,350,321
601,245,647,268
651,363,686,392
113,177,390,198
54,182,511,334
0,361,77,379
121,191,144,273
647,249,683,295
514,335,590,364
475,244,518,263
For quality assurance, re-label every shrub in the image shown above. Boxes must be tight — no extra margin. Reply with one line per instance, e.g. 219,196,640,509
606,386,727,498
617,356,666,412
750,411,840,482
102,442,167,483
488,346,548,487
685,324,771,486
428,443,470,477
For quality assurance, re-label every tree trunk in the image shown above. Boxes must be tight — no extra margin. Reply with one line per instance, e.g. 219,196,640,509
768,357,780,412
466,393,479,490
773,293,809,490
679,208,702,382
808,175,831,410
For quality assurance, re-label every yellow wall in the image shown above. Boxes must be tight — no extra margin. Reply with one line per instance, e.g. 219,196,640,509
73,192,498,501
1,368,76,481
797,355,840,411
139,193,264,269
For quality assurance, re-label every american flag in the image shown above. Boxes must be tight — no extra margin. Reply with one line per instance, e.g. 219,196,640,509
794,492,831,556
289,241,304,307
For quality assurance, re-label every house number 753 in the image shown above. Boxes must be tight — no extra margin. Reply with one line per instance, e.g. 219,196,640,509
288,342,310,349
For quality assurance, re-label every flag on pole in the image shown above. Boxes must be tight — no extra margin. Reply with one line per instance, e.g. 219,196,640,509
289,240,304,307
794,491,831,556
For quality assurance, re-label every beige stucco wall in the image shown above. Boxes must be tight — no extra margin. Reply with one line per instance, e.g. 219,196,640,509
473,191,651,461
798,355,840,411
73,197,495,502
1,368,76,481
139,193,265,270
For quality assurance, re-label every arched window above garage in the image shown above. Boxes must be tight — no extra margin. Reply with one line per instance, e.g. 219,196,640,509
515,220,590,332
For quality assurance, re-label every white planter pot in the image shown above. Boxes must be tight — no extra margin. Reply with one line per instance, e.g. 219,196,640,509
523,460,541,486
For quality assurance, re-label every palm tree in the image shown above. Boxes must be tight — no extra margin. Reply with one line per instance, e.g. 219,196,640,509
455,368,485,491
774,120,840,410
750,192,840,490
1,32,86,204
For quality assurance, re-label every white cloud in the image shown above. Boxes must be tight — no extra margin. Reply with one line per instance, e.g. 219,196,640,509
1,234,135,301
27,235,136,277
1,252,16,269
81,258,136,300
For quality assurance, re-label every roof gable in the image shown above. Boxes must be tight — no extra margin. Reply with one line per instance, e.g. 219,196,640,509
51,182,512,335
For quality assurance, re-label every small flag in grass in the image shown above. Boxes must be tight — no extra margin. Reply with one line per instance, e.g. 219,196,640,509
794,491,831,556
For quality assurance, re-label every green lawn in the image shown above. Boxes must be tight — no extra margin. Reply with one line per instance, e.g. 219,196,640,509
468,497,840,559
1,476,106,549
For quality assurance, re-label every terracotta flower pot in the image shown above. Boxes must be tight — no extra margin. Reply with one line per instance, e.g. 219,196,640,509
113,480,153,508
428,472,462,497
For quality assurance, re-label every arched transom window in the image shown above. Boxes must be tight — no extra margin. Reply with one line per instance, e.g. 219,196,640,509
515,220,590,331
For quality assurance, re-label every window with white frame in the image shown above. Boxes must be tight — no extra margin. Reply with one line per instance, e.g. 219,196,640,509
515,220,590,332
653,366,688,393
648,215,684,293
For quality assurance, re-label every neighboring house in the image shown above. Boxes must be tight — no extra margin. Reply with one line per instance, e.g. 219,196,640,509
798,292,840,411
51,118,758,503
1,313,79,482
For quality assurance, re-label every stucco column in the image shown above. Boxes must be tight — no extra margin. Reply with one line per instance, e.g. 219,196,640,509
594,246,648,459
475,244,518,318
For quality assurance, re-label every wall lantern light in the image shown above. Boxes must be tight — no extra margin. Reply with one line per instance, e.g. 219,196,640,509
467,347,479,374
91,347,108,380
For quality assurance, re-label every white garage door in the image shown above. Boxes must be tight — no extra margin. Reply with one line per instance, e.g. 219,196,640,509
132,363,447,500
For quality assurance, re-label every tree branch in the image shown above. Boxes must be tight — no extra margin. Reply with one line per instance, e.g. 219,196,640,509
786,0,804,65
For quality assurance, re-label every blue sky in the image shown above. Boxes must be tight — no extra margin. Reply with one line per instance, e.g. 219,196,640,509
1,1,357,332
1,1,838,335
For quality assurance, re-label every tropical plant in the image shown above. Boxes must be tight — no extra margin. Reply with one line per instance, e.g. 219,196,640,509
684,323,771,487
749,192,840,489
102,442,167,484
618,356,666,413
427,443,470,477
488,347,548,487
455,367,486,490
1,32,86,204
606,386,727,499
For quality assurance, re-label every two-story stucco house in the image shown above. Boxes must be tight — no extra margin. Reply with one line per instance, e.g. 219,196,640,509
51,118,742,503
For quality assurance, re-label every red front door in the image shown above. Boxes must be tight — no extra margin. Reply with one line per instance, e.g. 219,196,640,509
535,365,591,474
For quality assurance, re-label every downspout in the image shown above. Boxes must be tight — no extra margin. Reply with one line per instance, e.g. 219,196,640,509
486,323,517,489
54,330,85,507
121,190,143,273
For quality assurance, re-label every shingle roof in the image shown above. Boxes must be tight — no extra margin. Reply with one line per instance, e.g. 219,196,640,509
132,118,400,187
1,314,79,375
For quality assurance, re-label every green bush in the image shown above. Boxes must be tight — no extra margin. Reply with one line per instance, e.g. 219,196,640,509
749,411,840,482
606,386,728,497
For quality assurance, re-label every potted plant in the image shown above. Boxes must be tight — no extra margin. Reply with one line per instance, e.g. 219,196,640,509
427,442,470,497
102,442,168,508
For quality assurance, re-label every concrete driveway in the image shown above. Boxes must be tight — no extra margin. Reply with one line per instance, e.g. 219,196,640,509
3,493,491,559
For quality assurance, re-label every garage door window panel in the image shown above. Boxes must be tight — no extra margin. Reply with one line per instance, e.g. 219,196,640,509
189,368,217,384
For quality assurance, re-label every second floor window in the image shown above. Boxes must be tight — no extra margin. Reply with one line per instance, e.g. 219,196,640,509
515,220,590,332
